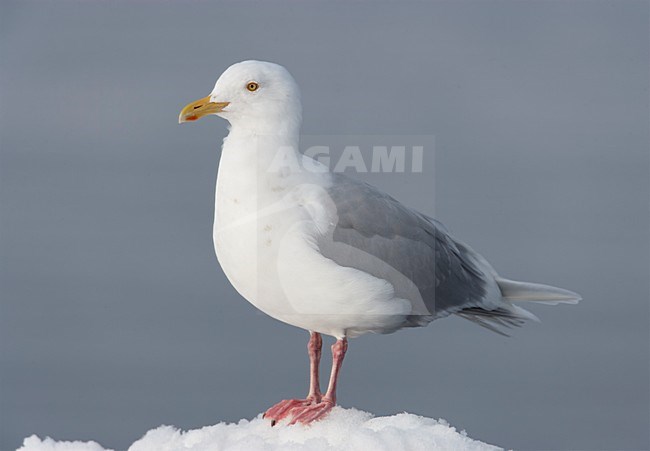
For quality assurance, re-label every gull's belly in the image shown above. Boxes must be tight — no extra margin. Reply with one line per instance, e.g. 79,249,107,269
213,196,294,318
213,190,411,338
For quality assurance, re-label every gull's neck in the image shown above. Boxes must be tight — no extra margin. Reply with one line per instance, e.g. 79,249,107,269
225,105,302,140
220,115,302,177
214,116,308,228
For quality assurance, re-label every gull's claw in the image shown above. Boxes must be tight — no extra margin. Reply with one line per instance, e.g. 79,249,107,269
264,397,319,425
288,400,334,425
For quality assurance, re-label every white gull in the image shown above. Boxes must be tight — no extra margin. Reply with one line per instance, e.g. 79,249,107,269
178,60,580,425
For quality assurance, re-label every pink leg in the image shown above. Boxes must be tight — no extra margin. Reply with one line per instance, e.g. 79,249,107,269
263,332,323,425
307,332,323,401
289,337,348,425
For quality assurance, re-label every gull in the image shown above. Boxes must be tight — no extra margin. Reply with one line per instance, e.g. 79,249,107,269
178,60,580,425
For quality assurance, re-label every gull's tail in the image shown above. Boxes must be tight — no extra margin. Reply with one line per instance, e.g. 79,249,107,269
456,278,580,336
496,278,582,305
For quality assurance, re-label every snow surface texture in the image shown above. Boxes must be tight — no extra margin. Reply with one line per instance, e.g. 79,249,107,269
19,407,501,451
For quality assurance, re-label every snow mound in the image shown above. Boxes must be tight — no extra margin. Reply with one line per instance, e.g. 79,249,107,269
19,407,501,451
18,436,109,451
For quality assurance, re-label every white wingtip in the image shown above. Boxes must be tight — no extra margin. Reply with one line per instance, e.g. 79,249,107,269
497,278,582,305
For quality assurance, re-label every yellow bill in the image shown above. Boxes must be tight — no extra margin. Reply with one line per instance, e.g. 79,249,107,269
178,96,229,123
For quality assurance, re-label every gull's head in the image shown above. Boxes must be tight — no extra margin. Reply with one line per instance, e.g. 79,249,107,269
179,60,301,131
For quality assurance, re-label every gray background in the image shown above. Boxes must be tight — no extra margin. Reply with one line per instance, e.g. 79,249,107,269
1,1,648,450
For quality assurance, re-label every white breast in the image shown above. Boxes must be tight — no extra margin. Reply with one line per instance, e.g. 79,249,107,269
212,139,411,338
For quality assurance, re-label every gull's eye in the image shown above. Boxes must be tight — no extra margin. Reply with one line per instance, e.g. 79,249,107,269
246,82,259,92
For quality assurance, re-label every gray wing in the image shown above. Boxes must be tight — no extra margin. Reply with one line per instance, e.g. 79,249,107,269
317,173,489,330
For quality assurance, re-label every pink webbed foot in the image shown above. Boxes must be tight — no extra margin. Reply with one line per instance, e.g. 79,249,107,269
263,397,319,425
288,399,334,425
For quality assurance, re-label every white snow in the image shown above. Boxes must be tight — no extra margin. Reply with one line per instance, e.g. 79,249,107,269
18,436,110,451
18,407,501,451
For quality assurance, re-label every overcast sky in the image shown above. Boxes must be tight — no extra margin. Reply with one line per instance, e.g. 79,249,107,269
1,1,648,450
